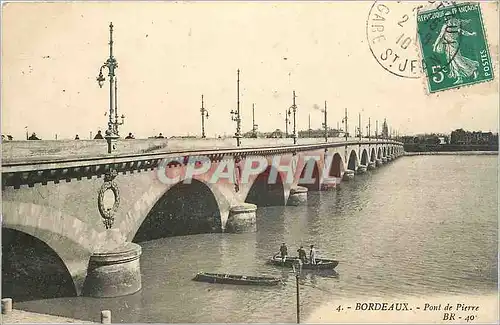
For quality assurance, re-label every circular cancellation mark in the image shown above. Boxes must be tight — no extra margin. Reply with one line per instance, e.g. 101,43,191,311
366,1,462,79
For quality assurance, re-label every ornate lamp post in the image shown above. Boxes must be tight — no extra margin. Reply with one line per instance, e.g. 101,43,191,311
230,69,242,146
368,117,371,140
96,22,125,154
251,103,258,138
287,91,298,144
308,114,312,138
292,259,302,323
342,108,348,141
113,77,125,135
200,94,209,138
322,101,328,143
358,113,362,140
285,110,291,137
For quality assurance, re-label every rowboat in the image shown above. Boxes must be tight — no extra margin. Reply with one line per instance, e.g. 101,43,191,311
193,272,282,286
267,254,339,270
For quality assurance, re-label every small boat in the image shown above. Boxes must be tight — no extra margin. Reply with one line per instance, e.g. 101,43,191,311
267,254,339,270
193,272,282,286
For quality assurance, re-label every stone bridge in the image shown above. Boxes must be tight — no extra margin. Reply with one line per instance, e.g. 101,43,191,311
1,137,403,300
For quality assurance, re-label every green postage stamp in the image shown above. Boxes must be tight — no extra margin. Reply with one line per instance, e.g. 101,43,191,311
416,2,494,93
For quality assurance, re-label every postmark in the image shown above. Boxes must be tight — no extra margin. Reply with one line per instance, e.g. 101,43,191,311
366,1,429,79
416,2,494,93
366,1,461,79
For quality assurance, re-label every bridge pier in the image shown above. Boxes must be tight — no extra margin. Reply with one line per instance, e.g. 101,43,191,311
356,165,367,174
320,181,337,191
225,203,257,233
287,186,308,206
82,240,142,298
342,169,355,181
382,157,388,164
368,161,376,170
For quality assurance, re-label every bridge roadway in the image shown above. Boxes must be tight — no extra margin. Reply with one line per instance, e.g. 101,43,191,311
1,137,404,299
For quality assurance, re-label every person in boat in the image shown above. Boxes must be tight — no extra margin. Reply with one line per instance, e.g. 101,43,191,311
279,243,288,262
309,244,317,265
297,246,307,264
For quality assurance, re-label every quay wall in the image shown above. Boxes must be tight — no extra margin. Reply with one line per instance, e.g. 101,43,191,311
404,151,498,156
2,309,94,324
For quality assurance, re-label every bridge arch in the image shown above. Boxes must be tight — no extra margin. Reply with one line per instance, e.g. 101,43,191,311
245,165,285,207
2,228,77,301
347,150,358,171
298,159,320,191
1,202,97,297
383,147,387,157
329,153,344,178
377,147,382,159
132,179,222,242
370,148,376,162
360,149,369,166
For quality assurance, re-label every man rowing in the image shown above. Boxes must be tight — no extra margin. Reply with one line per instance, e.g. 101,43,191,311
279,243,288,263
297,246,307,264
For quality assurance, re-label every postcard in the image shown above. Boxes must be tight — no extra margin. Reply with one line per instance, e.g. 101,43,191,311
1,1,498,324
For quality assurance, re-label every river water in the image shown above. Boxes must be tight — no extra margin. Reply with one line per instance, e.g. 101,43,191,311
15,155,498,323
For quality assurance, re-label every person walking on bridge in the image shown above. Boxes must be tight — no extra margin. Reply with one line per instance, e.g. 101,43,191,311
94,130,104,139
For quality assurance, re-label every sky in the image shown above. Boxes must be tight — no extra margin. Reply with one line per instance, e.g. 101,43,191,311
2,1,499,140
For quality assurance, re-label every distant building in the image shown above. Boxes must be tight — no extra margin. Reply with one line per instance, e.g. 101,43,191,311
297,128,342,138
400,133,448,145
450,129,498,145
381,119,389,138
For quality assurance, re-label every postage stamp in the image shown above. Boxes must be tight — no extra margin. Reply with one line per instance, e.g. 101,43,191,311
416,2,494,93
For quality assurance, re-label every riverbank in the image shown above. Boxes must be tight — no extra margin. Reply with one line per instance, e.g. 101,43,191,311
404,151,498,156
403,144,498,152
2,309,94,324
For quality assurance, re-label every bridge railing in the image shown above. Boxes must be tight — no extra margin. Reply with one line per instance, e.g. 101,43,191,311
2,138,403,188
2,137,403,171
